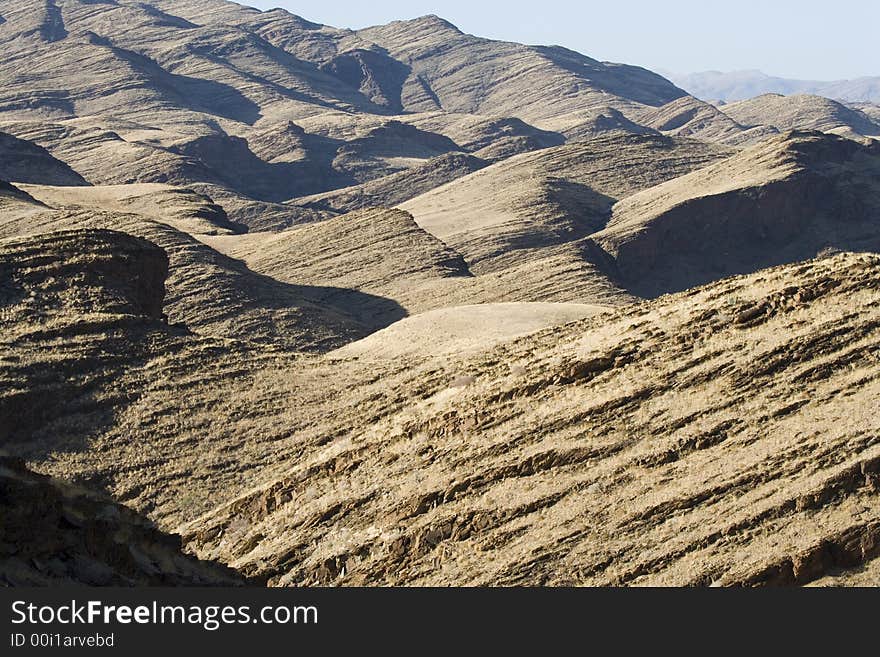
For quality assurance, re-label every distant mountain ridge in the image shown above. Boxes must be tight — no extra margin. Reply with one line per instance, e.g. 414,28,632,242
670,69,880,103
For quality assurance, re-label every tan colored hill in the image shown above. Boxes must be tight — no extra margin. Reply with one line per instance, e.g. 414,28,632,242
722,94,880,138
1,224,606,531
399,133,731,273
3,0,880,590
403,113,565,160
636,96,778,146
353,17,684,125
0,130,87,185
203,207,473,322
594,131,880,296
0,228,293,525
16,182,240,235
204,207,627,314
335,303,606,359
292,153,488,215
0,0,764,236
6,224,880,587
852,103,880,123
166,250,880,587
0,199,372,351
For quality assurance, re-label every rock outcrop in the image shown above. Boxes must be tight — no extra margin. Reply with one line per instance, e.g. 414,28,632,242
0,228,168,320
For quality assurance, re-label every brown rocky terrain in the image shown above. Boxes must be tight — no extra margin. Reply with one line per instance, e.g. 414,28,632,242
0,454,246,586
0,130,87,186
853,103,880,124
398,133,732,277
594,131,880,296
292,153,488,215
2,0,880,588
176,252,880,587
721,94,880,139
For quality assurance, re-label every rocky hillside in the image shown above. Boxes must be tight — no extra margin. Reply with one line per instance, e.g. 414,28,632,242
0,130,88,185
721,94,880,138
177,252,880,586
2,0,871,235
595,131,880,295
398,133,731,287
2,0,880,588
0,454,247,586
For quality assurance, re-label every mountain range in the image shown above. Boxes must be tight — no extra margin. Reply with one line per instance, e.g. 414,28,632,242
670,69,880,104
1,0,880,587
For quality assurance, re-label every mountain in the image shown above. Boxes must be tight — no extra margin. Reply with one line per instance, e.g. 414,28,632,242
6,225,880,587
671,69,880,104
721,94,880,138
634,96,778,146
398,133,731,300
0,0,701,230
594,131,880,295
2,0,880,588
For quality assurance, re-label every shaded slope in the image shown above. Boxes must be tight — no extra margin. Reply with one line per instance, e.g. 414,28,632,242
400,133,731,271
292,153,488,214
205,207,630,313
852,103,880,124
0,130,88,185
0,454,247,586
0,228,293,525
636,96,778,146
0,228,175,445
0,181,44,210
16,182,241,235
204,207,473,323
356,17,685,126
594,131,880,296
0,201,379,351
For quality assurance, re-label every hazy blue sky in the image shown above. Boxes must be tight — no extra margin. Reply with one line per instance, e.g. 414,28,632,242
243,0,878,80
